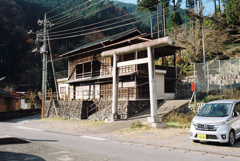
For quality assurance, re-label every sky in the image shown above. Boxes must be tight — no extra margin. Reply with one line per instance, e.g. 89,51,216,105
116,0,218,16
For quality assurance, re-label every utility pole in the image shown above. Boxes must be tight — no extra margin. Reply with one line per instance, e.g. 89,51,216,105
201,1,206,78
41,13,47,119
32,13,53,118
157,5,159,38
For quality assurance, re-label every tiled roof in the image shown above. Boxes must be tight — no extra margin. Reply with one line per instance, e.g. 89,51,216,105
0,90,11,95
60,28,142,57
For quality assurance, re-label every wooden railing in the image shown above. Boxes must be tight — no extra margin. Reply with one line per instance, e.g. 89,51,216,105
60,87,137,101
76,71,100,79
119,65,136,74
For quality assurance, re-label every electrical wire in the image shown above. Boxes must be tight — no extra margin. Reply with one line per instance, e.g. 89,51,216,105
48,0,210,37
47,0,90,20
37,0,190,33
46,0,72,15
48,11,151,38
53,0,104,25
46,0,218,40
47,13,157,40
49,3,115,32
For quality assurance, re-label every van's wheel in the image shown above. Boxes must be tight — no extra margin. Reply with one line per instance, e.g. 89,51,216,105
228,130,235,146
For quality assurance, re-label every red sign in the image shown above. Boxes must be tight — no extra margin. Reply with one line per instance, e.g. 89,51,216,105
191,82,195,91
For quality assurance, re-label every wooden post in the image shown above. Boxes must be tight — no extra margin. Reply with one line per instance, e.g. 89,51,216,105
82,90,84,100
88,83,91,99
82,63,84,78
111,54,119,119
91,61,93,77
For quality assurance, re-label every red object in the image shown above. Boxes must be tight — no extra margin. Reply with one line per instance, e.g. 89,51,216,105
191,82,195,91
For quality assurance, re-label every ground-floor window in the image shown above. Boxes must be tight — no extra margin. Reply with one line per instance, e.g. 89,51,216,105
0,98,6,105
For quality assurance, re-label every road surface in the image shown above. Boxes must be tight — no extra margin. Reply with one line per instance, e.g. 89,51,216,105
0,115,239,161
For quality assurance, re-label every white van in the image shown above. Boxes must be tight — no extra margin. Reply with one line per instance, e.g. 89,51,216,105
190,100,240,146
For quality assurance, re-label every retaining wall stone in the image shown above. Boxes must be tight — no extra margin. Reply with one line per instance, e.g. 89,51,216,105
44,100,93,120
175,82,193,99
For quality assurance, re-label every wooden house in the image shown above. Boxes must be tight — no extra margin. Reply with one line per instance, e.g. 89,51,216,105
59,28,184,101
0,90,30,112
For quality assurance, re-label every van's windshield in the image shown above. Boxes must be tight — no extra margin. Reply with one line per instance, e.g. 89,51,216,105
197,103,233,117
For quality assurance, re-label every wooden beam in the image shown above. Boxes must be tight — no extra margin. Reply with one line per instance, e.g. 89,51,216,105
117,58,149,67
101,37,172,57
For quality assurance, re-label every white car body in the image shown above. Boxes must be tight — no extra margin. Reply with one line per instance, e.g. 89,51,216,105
190,100,240,145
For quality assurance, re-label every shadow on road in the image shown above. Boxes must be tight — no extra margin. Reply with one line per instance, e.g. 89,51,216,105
0,137,30,145
0,152,45,161
3,114,41,123
199,138,240,148
28,139,58,142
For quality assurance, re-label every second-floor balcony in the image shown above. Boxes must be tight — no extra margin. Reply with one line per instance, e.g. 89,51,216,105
76,64,137,79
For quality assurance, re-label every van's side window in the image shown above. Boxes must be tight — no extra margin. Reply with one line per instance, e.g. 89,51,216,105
233,103,240,114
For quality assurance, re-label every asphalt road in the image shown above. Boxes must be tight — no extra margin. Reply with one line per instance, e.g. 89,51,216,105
0,115,239,161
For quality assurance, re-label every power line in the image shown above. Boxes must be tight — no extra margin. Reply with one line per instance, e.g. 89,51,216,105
48,0,211,37
47,13,157,40
47,8,148,35
53,0,104,25
49,3,115,32
37,0,190,33
46,0,217,40
47,0,90,20
46,0,72,15
48,12,151,38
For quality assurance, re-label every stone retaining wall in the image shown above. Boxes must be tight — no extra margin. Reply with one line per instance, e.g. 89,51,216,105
44,100,92,120
175,82,193,99
88,100,163,121
87,101,128,121
44,100,164,121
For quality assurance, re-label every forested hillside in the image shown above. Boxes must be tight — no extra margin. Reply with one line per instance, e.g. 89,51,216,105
0,0,150,91
0,0,239,91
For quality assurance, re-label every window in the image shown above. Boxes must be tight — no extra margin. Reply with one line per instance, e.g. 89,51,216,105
0,98,6,105
233,103,240,113
197,103,233,117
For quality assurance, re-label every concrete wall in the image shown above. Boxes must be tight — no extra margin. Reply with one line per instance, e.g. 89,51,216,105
58,80,69,100
164,93,175,100
156,70,165,100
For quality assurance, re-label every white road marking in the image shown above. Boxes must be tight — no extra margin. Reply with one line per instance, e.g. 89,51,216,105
13,125,43,131
13,121,42,131
81,136,106,141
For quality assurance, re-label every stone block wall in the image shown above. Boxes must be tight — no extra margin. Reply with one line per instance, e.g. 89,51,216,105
175,82,193,99
44,100,93,120
127,101,150,117
87,101,128,121
88,100,164,121
44,100,164,121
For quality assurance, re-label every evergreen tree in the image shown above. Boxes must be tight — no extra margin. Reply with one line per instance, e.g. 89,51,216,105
225,0,240,25
137,0,159,37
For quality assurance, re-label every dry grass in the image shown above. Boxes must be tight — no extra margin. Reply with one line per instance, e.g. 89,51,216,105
117,112,194,135
201,89,240,103
163,112,195,129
